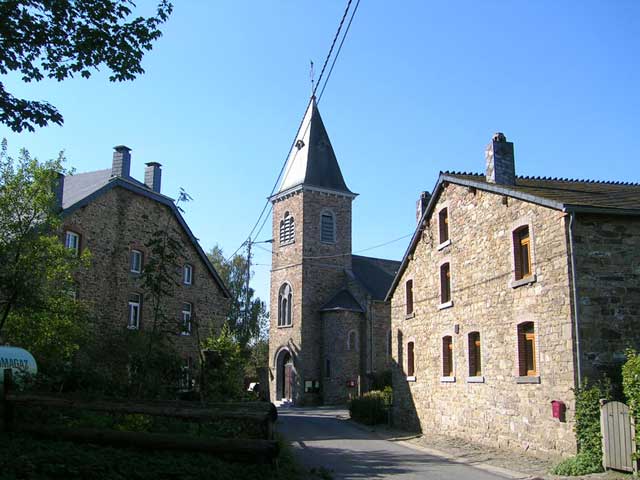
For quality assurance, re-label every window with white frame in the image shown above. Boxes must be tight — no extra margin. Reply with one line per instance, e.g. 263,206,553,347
279,211,295,245
130,249,143,273
438,207,449,244
65,231,80,255
183,264,193,285
128,293,141,329
407,341,415,377
181,302,192,335
278,283,293,327
468,332,481,377
320,211,336,243
440,262,451,304
442,335,453,377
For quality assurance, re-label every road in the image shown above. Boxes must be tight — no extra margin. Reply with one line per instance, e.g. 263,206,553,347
276,407,511,480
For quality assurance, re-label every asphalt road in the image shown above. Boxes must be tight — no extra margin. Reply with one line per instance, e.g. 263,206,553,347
276,407,511,480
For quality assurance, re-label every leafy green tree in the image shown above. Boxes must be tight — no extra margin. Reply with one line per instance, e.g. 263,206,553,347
200,323,245,401
208,245,268,348
0,0,173,132
0,140,85,337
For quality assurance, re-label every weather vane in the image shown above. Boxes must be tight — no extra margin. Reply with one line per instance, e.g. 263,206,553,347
310,60,315,96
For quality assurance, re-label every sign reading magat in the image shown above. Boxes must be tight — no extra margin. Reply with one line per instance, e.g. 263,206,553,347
0,346,37,382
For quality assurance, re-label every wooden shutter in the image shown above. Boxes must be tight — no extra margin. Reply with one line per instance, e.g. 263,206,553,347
513,230,523,280
407,342,415,376
469,332,480,376
517,323,527,376
443,336,452,376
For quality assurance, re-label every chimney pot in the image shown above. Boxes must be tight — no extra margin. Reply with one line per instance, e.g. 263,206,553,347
416,191,431,223
112,145,131,178
144,162,162,193
485,133,515,185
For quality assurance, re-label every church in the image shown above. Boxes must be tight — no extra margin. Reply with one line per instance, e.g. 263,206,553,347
268,97,400,405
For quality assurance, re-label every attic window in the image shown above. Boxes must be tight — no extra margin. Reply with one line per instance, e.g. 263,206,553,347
280,212,295,245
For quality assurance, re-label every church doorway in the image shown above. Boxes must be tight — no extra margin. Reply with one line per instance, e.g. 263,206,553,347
275,348,295,402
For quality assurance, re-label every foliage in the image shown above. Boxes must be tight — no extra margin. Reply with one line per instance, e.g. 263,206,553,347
208,245,268,348
201,324,245,401
550,452,603,476
0,433,318,480
551,378,610,475
349,388,392,426
0,140,86,337
0,0,173,132
622,349,640,460
245,338,269,379
368,370,392,391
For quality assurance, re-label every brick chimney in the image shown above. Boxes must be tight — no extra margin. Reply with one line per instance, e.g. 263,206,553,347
144,162,162,193
485,133,515,185
111,145,131,178
416,191,431,223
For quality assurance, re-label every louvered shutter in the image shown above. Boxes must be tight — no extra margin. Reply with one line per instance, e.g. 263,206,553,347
517,325,527,376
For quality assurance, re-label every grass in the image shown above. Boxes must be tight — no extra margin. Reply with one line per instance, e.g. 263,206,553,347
0,432,326,480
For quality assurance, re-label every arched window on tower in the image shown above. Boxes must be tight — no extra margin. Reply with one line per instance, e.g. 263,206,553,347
278,283,293,327
279,211,295,245
320,210,336,243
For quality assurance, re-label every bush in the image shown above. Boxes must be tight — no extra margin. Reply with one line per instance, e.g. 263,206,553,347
551,452,603,476
349,388,392,425
622,349,640,460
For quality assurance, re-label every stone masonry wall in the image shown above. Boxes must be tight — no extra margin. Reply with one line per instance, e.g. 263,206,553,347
390,182,577,457
573,214,640,381
63,187,228,362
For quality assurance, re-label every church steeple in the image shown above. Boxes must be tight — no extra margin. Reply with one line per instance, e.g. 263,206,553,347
274,97,355,198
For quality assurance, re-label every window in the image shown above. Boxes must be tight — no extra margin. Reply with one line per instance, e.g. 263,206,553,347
325,358,331,378
442,336,453,377
279,212,295,245
183,264,193,285
440,263,451,304
65,231,80,255
438,208,449,244
180,357,194,390
347,330,358,351
181,302,192,335
517,322,537,376
320,211,335,243
405,279,414,315
407,342,415,377
278,283,293,327
468,332,481,377
128,293,141,329
130,249,143,273
513,226,532,280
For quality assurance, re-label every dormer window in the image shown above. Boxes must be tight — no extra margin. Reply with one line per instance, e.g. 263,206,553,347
320,211,335,243
280,212,295,245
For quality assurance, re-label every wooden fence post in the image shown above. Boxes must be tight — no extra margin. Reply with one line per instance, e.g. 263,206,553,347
3,368,14,432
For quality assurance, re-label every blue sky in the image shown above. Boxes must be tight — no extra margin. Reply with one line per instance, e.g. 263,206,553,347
2,1,639,307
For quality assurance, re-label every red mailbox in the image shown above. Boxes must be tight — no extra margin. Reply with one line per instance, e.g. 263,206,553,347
551,400,566,422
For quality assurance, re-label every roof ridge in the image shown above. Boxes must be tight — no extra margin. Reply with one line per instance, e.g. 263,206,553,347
517,175,640,186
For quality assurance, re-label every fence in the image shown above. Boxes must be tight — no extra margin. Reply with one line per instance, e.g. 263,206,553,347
600,399,637,473
2,369,279,464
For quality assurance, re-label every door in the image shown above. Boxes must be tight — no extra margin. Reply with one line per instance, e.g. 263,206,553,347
283,356,293,400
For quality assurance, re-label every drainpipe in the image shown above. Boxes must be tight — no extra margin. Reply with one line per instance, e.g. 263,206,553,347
568,211,582,388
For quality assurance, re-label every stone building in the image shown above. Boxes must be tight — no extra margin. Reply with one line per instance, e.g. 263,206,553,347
268,97,400,405
386,133,640,456
59,146,230,368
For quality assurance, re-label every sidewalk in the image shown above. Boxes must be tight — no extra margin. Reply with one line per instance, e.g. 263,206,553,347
349,421,632,480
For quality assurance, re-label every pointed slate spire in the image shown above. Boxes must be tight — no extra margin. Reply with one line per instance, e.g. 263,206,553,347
275,97,355,197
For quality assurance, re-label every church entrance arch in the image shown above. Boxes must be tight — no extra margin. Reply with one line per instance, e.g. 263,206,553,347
275,348,295,402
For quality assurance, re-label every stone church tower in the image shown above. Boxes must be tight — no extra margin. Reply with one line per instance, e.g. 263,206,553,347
269,97,399,405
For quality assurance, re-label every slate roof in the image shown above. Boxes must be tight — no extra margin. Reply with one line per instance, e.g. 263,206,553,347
351,255,401,301
60,168,231,298
445,172,640,213
320,289,364,313
274,97,355,197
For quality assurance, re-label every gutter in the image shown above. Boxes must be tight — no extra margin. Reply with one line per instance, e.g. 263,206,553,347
567,211,582,388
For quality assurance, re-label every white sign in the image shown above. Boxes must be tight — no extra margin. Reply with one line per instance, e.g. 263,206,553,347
0,346,37,383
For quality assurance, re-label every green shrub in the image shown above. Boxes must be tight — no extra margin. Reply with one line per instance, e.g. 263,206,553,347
622,349,640,460
349,388,392,425
551,452,603,476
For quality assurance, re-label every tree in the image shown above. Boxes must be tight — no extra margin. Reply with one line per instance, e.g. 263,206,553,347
0,0,173,132
0,139,85,337
207,245,268,348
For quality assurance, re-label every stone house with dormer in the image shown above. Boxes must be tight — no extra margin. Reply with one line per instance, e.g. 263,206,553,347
59,146,230,372
268,97,400,405
387,133,640,456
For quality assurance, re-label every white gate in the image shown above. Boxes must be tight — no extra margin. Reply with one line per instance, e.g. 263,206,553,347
600,400,637,473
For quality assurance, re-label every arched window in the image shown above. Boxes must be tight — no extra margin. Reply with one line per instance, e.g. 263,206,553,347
279,212,295,245
347,330,358,351
278,283,293,327
320,210,335,243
